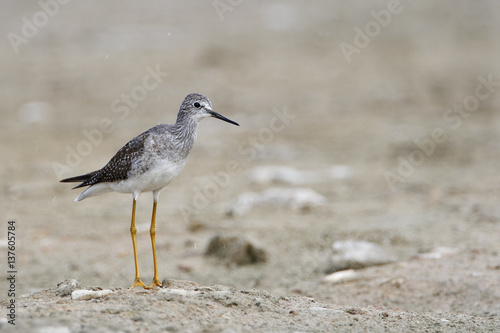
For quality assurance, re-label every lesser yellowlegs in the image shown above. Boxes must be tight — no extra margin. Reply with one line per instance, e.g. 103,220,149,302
60,93,239,289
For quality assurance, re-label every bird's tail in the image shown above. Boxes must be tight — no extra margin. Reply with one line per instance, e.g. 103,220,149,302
60,171,97,189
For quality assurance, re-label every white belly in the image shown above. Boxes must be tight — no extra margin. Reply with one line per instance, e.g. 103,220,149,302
110,159,187,194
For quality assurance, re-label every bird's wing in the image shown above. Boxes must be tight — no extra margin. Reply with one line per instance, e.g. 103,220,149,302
75,132,150,187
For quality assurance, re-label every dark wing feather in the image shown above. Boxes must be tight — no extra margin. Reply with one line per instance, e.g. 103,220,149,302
60,132,148,189
59,171,98,189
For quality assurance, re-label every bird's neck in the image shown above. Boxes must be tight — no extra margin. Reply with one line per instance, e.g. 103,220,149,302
174,115,199,132
172,116,199,149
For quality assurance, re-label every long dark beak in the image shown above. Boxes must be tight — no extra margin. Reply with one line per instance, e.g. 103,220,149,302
209,110,239,126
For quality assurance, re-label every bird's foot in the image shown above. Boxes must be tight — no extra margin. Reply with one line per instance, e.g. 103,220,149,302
149,277,162,289
130,277,148,289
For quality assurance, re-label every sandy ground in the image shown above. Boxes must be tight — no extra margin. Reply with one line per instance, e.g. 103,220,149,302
1,1,500,332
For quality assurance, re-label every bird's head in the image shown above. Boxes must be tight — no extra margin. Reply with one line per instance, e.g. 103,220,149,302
178,93,239,126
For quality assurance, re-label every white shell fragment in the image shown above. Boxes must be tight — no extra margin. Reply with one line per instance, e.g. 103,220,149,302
323,269,360,284
226,187,326,216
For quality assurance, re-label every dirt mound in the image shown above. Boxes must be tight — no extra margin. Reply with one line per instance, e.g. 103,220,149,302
1,279,498,332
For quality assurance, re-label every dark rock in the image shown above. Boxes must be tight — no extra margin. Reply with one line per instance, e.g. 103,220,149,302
205,235,267,265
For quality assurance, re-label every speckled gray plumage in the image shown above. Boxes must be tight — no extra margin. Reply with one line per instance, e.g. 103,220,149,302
70,122,196,188
60,93,238,197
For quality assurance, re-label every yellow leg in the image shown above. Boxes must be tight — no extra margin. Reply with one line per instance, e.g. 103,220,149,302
149,200,162,288
130,198,147,289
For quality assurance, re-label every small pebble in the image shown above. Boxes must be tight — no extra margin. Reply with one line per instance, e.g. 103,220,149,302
413,247,459,260
71,289,113,300
55,279,81,297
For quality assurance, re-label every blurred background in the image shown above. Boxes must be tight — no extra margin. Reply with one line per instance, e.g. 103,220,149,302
1,1,500,317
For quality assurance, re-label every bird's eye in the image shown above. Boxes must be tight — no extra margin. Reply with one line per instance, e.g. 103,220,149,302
193,102,201,108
